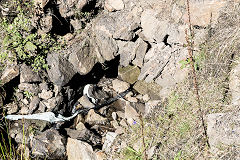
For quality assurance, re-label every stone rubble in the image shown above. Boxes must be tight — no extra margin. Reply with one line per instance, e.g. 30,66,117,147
0,0,234,159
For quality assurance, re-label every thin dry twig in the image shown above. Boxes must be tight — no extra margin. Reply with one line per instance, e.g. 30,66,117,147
185,0,210,149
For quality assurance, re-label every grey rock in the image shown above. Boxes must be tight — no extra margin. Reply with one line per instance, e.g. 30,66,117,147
39,15,52,33
70,19,82,31
20,64,41,83
39,89,53,100
102,132,117,153
133,80,162,100
9,119,48,145
21,98,29,105
117,40,136,66
119,119,128,127
147,146,156,160
142,94,150,102
116,111,125,119
138,44,172,83
18,83,39,95
68,38,97,75
0,64,19,85
132,38,148,67
38,101,47,112
85,109,108,126
155,48,189,97
78,95,95,109
33,0,49,8
19,106,29,114
115,126,124,135
67,138,97,160
39,82,49,91
118,65,141,84
58,0,92,17
207,112,240,155
141,9,170,43
29,96,40,113
111,99,127,111
66,127,101,146
47,53,76,86
94,11,140,41
229,64,240,106
105,0,124,12
4,102,18,114
124,101,139,121
112,79,130,93
93,30,118,61
42,96,63,111
145,100,161,115
30,129,66,159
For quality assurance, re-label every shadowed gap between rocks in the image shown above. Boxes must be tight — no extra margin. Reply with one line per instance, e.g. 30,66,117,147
44,0,74,36
57,55,120,118
2,75,20,105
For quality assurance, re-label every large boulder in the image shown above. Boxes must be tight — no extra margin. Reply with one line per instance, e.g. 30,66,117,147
93,11,141,41
67,138,97,160
58,0,93,18
0,64,19,85
182,0,227,27
207,112,240,157
31,129,66,159
92,30,118,62
68,38,98,75
47,52,76,86
20,63,41,83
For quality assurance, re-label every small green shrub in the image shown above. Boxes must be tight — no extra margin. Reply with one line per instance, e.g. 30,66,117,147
0,1,63,72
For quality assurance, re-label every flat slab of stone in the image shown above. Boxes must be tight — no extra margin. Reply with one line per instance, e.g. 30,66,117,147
118,65,140,84
207,112,240,154
67,138,97,160
133,80,162,100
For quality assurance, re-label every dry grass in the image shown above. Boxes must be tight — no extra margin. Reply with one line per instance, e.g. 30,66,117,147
116,1,240,160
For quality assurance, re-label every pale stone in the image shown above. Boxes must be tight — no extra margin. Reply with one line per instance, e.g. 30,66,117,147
0,64,19,85
105,0,125,12
207,112,240,156
182,0,227,26
67,138,97,160
112,79,130,93
85,109,108,125
102,132,117,153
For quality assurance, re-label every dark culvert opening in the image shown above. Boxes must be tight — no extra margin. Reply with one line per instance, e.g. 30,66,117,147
56,56,120,149
57,55,120,117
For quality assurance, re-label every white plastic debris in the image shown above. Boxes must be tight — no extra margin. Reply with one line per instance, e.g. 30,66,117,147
83,84,97,104
5,111,80,123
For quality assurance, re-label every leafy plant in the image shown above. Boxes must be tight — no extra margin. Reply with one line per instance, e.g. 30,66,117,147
0,1,63,72
123,146,143,160
23,90,32,99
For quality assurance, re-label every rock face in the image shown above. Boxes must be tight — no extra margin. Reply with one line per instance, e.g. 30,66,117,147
67,138,97,160
31,129,66,159
47,52,76,86
207,112,240,155
105,0,125,12
68,38,98,75
20,64,41,83
58,0,92,18
0,64,19,85
229,64,240,106
182,0,227,26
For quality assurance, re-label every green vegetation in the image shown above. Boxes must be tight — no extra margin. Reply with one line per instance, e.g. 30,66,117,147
0,0,63,72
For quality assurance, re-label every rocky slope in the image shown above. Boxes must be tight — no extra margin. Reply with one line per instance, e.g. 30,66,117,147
0,0,240,159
